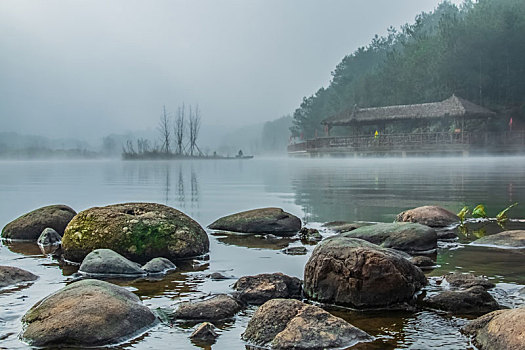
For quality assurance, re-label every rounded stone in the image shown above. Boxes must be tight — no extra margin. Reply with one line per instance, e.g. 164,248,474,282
208,207,301,236
2,205,76,240
62,203,209,263
21,279,156,347
0,266,38,288
173,294,242,321
471,230,525,249
37,228,62,247
142,257,176,274
396,205,459,227
79,249,145,276
303,236,427,308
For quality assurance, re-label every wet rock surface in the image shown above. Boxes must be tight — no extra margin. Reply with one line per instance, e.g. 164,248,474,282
282,246,308,255
173,294,242,321
37,228,62,247
142,257,176,274
445,272,495,289
208,207,301,236
410,256,436,270
462,307,525,350
341,222,437,253
298,227,322,242
190,322,218,341
424,286,501,315
79,249,145,276
396,205,459,227
21,279,156,347
62,202,209,263
1,205,76,241
303,236,427,308
242,298,372,349
0,266,38,288
471,230,525,248
233,272,302,305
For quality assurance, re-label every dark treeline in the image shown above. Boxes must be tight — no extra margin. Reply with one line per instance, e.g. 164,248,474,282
291,0,525,138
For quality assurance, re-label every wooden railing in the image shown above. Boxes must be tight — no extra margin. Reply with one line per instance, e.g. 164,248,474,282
288,131,525,154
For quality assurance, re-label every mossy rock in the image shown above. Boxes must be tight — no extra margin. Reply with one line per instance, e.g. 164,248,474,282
62,203,209,263
1,205,76,240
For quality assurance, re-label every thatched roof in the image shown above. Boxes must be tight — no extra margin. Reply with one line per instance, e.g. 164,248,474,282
322,95,496,126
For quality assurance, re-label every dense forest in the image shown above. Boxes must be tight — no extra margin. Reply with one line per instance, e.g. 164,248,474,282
291,0,525,139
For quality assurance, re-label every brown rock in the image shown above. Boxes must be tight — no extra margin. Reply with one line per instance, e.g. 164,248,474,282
462,308,525,349
396,205,459,227
471,230,525,249
242,299,372,349
2,205,76,240
233,272,302,305
21,279,156,346
190,322,218,341
424,286,501,315
303,236,426,308
445,272,495,289
0,266,38,288
174,294,242,321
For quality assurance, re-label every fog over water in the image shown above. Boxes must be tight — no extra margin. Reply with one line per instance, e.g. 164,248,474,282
1,0,459,147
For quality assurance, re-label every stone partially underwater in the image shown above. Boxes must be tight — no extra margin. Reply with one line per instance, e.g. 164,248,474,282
21,279,156,347
61,202,209,263
208,207,301,236
396,205,459,227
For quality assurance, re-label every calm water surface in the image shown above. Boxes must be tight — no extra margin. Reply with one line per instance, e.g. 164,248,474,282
1,157,524,349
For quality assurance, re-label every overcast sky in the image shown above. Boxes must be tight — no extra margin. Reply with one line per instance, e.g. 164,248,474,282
0,0,460,143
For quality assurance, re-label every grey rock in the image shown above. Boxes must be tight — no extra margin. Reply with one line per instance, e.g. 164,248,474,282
21,279,156,347
424,286,501,315
1,205,76,240
471,230,525,249
282,246,308,255
37,228,61,246
174,294,242,321
190,322,218,341
208,207,301,236
342,222,437,253
242,298,372,349
209,272,229,280
299,227,322,242
79,249,145,276
411,256,436,270
445,272,495,289
142,257,176,274
233,272,302,305
0,266,38,288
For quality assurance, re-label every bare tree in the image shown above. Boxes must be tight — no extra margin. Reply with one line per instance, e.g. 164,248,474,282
158,105,171,154
188,104,201,156
175,103,185,155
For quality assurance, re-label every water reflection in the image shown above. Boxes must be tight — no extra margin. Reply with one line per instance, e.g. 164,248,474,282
212,233,297,250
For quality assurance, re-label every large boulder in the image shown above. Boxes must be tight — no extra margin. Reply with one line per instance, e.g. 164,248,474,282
79,249,145,276
471,230,525,249
462,308,525,350
233,272,302,305
242,299,372,349
424,286,501,315
173,294,242,321
396,205,459,227
208,207,301,236
0,266,38,288
21,279,156,347
342,222,437,253
62,203,209,263
1,205,76,240
303,236,427,308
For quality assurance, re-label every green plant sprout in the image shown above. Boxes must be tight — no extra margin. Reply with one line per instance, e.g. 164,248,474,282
457,206,470,224
472,204,487,218
496,202,519,223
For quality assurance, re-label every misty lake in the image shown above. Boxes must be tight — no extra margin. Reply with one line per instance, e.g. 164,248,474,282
1,157,525,349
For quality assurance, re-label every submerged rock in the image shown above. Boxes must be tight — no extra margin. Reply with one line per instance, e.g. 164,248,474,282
142,257,176,274
233,272,302,305
79,249,145,276
462,308,525,350
208,207,301,236
21,279,156,347
471,230,525,249
445,272,495,289
282,246,308,255
190,322,218,341
299,227,322,242
37,228,61,247
0,266,38,288
410,256,436,270
62,203,209,263
303,236,426,308
396,205,459,227
342,222,437,253
322,221,364,233
424,286,501,315
1,205,76,241
174,294,242,321
242,299,372,349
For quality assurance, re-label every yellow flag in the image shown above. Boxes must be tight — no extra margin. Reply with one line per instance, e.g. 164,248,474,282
374,130,378,138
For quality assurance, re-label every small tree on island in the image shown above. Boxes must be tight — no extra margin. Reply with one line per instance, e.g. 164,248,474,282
188,105,202,156
175,104,185,155
158,105,171,154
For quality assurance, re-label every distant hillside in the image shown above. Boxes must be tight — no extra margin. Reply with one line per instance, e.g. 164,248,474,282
291,0,525,138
